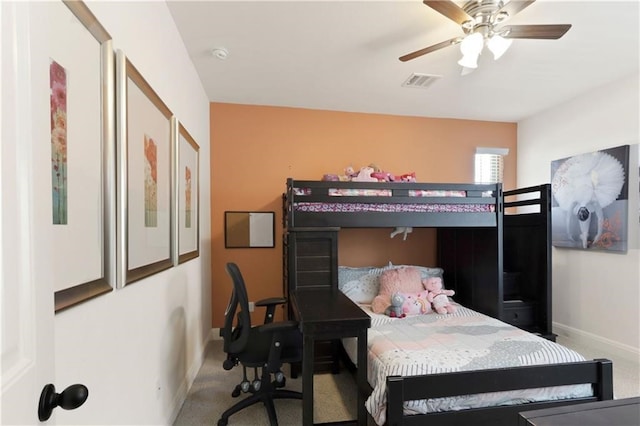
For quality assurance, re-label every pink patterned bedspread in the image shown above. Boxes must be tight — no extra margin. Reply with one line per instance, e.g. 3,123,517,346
342,304,591,425
294,202,495,213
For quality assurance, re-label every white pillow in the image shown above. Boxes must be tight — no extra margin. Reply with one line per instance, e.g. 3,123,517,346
341,274,380,304
338,264,393,303
391,263,443,280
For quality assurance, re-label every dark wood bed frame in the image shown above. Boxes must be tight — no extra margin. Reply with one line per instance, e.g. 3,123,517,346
283,178,614,425
385,359,613,426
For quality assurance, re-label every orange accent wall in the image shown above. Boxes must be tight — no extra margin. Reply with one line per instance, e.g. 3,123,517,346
210,103,517,327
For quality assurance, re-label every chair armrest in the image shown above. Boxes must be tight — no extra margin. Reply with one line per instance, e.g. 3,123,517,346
256,297,287,307
256,297,288,324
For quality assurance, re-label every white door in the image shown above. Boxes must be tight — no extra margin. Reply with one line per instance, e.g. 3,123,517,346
1,2,56,424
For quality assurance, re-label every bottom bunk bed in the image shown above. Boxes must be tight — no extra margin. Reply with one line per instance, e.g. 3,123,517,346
338,266,613,426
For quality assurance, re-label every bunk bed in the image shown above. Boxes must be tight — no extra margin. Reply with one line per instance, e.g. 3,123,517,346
282,178,614,425
285,179,502,229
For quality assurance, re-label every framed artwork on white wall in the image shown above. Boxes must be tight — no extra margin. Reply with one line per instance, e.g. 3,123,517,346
49,0,115,312
551,144,630,252
116,50,174,286
175,122,200,264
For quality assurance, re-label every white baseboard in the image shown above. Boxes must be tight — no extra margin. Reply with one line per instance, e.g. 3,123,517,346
168,331,216,424
553,322,640,363
211,327,222,340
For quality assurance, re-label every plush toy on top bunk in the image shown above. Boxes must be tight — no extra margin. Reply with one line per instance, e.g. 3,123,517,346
423,277,457,314
321,163,416,182
351,166,378,182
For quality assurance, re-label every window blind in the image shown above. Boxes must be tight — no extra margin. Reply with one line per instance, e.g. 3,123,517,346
474,147,508,184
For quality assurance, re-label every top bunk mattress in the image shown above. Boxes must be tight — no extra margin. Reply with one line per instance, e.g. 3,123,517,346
285,179,502,228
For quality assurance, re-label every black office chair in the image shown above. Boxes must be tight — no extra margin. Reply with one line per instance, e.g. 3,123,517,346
218,262,302,426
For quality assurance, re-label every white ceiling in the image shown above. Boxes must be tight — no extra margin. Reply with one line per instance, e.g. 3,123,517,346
167,0,640,123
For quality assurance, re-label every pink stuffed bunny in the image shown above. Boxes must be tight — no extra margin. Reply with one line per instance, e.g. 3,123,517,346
423,277,456,314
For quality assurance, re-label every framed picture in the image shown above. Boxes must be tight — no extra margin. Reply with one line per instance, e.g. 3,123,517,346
49,1,115,312
175,122,200,263
116,50,174,286
551,145,630,252
225,211,275,248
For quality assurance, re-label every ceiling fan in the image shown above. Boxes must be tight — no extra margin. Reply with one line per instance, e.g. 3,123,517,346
400,0,571,69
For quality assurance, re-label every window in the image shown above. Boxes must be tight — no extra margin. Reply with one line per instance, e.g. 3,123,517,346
474,147,509,184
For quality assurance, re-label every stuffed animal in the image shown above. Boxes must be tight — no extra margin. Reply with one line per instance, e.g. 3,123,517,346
423,276,456,314
399,172,416,182
399,290,431,316
368,164,395,182
384,292,406,318
390,226,413,240
371,171,393,182
344,165,358,179
371,267,425,314
322,174,339,181
352,166,378,182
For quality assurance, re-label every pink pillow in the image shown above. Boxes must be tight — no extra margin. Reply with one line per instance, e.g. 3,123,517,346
371,267,424,313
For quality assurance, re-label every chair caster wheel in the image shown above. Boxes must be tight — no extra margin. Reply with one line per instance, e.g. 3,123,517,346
217,418,228,426
231,385,241,398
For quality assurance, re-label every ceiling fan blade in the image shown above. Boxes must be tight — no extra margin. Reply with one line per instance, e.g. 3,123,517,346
399,37,460,62
501,24,572,39
497,0,536,21
423,0,472,25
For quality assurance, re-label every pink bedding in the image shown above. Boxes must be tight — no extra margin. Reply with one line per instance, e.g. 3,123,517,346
294,202,495,213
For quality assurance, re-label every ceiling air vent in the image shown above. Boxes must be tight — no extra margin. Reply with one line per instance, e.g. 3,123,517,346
402,73,441,89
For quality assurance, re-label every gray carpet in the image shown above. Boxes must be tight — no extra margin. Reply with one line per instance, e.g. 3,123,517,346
174,339,357,425
174,337,639,425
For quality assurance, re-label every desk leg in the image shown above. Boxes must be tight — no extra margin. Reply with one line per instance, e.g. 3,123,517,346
356,329,367,426
303,333,314,426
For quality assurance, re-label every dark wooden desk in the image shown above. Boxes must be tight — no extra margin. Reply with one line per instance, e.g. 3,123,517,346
290,289,371,426
518,397,640,426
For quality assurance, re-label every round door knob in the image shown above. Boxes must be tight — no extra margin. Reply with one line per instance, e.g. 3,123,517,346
38,383,88,421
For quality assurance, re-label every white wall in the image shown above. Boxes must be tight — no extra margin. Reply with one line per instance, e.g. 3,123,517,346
518,73,640,361
49,2,211,424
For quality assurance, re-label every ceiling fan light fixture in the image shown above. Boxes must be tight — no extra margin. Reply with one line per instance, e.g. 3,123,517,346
458,53,479,69
457,32,482,69
487,34,512,60
460,32,484,56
